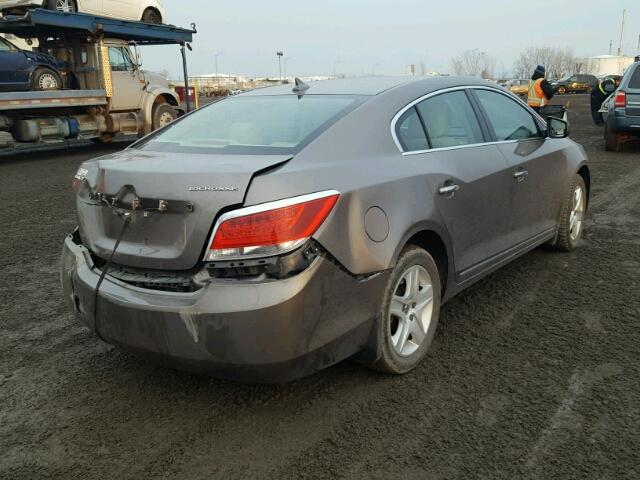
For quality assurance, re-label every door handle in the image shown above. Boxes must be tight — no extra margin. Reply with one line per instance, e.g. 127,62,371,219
438,183,460,197
513,170,528,182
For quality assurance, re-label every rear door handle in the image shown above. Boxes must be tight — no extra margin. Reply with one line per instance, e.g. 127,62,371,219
513,170,528,182
438,183,460,196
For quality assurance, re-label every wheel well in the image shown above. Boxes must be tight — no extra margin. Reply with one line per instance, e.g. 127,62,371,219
577,165,591,207
405,230,449,297
154,94,178,107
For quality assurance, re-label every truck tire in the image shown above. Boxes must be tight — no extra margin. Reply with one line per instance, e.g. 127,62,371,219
141,8,162,24
152,103,177,130
47,0,77,12
32,68,62,91
604,121,621,152
557,86,567,95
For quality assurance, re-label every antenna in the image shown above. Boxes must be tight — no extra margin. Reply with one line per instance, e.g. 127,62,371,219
618,9,626,56
292,77,309,98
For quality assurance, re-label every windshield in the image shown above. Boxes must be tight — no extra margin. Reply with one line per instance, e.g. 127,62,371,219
136,94,365,155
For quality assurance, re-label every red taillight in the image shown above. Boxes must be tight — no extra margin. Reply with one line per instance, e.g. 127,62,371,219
614,90,626,108
206,191,339,261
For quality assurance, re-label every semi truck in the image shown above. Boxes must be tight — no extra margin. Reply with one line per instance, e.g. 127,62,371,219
0,8,195,152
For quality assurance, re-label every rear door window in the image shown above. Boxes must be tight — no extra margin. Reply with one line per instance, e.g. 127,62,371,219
416,90,484,149
473,89,541,141
395,107,429,152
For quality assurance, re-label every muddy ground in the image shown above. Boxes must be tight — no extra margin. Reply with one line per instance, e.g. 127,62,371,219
1,95,639,479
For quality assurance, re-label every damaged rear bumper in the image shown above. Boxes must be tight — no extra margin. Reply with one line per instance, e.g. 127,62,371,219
60,233,389,383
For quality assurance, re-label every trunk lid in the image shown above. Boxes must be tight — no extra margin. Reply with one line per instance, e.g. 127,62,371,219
76,149,291,270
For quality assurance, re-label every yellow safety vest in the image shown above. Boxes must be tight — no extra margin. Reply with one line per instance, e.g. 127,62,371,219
527,78,547,107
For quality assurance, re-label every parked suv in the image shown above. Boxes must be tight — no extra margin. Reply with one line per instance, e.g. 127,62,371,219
551,74,598,94
603,60,640,151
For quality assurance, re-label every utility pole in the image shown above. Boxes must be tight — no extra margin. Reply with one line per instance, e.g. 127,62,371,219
276,51,283,83
617,9,626,56
609,40,613,55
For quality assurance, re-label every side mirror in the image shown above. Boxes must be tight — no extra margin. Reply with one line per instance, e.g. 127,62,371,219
547,117,569,139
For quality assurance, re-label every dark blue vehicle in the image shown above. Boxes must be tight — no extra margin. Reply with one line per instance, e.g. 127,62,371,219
0,35,71,91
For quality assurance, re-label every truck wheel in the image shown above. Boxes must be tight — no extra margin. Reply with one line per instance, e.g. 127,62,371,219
557,86,567,95
604,121,621,152
364,246,441,375
152,103,177,130
47,0,77,12
32,68,62,91
141,8,162,24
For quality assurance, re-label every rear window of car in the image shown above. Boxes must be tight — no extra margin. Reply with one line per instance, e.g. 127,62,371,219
136,94,365,155
629,66,640,89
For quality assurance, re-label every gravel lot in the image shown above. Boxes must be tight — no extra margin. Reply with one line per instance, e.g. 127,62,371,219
1,95,639,479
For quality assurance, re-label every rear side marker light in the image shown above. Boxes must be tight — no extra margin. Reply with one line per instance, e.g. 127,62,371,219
205,190,340,261
614,90,626,108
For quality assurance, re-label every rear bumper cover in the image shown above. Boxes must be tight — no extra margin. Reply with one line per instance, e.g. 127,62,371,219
60,234,389,382
610,111,640,134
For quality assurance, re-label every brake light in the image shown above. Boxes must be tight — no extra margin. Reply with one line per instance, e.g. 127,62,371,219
205,191,340,261
615,90,626,108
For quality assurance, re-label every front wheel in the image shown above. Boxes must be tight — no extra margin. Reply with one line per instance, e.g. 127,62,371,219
557,86,567,95
366,246,441,375
553,174,587,252
47,0,77,12
152,103,177,131
32,68,62,91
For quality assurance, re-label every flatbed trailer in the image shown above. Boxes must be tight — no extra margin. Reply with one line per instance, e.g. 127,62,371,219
0,8,195,153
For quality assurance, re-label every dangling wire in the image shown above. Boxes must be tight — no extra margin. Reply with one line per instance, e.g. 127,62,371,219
92,212,132,341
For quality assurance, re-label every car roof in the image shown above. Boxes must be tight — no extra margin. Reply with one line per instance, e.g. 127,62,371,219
240,75,499,97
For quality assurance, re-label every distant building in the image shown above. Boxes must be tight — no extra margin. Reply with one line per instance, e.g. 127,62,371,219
583,55,635,76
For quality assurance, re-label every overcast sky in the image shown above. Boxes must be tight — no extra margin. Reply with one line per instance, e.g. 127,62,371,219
141,0,640,79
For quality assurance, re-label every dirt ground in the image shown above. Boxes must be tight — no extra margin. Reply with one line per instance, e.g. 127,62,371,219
1,95,639,480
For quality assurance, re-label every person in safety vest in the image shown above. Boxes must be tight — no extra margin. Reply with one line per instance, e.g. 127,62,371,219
527,64,554,113
590,77,617,125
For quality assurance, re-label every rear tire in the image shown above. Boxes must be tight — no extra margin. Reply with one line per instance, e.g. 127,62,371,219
365,246,441,375
46,0,77,12
141,8,162,24
604,121,621,152
553,174,587,252
32,68,62,91
152,102,177,131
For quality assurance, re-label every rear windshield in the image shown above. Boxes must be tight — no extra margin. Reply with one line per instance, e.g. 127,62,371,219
629,65,640,89
136,94,365,155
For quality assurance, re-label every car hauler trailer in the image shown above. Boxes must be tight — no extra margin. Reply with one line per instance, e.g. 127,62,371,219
0,8,195,152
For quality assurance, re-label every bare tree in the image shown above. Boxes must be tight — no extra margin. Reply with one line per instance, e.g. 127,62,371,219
451,49,496,78
513,47,577,79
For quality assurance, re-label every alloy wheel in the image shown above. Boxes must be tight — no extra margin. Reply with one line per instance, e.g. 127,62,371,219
388,265,434,357
569,184,585,241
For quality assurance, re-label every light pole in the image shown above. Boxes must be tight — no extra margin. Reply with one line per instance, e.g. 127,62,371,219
213,51,223,92
284,57,291,81
276,51,284,83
